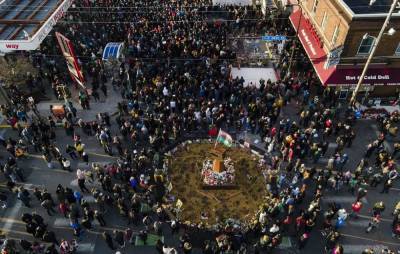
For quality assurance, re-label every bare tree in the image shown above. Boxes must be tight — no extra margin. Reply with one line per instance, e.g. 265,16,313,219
0,56,38,88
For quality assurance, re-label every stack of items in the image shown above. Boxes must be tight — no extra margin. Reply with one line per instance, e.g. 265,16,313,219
201,158,235,186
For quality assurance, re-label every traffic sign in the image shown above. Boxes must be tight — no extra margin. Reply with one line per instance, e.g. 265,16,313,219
262,35,287,41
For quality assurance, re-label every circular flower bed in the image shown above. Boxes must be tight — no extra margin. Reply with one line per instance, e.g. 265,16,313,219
167,141,268,224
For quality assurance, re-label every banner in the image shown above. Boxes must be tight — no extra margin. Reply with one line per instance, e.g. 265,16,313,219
55,32,85,88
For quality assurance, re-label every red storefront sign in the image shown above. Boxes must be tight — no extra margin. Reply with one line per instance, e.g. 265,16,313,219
326,68,400,86
289,10,400,86
289,10,335,85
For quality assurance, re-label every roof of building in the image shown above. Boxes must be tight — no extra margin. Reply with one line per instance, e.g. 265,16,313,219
0,0,63,40
340,0,397,15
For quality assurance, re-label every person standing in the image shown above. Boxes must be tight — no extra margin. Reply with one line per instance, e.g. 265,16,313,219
59,200,69,218
42,230,59,245
79,91,90,109
102,231,115,250
42,152,53,169
92,89,100,102
113,136,123,156
66,145,78,160
332,244,343,254
33,187,42,202
62,157,72,172
114,230,125,249
75,142,85,158
41,198,56,216
350,201,362,219
17,187,31,208
297,232,309,249
392,142,400,158
380,179,393,194
82,152,89,165
356,187,367,201
139,230,148,245
156,239,164,254
76,169,90,193
100,83,108,98
124,228,133,245
183,242,192,254
94,210,106,226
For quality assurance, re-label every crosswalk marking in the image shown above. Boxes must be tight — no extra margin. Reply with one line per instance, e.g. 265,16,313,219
341,244,387,254
0,218,25,224
76,243,95,253
317,157,329,163
83,147,103,152
357,214,392,223
328,143,338,148
323,196,368,204
70,179,78,186
31,166,69,174
77,161,111,169
322,196,355,203
70,171,98,188
70,179,95,187
88,152,118,158
341,233,400,246
57,179,97,201
54,218,99,227
2,184,32,232
82,195,95,203
277,236,293,249
0,128,7,136
346,219,369,227
77,162,91,168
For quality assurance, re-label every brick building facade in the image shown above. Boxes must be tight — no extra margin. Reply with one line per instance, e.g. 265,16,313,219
287,0,400,97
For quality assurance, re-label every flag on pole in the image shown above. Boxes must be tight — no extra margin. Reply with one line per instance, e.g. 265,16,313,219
176,199,183,209
167,182,173,192
216,129,233,147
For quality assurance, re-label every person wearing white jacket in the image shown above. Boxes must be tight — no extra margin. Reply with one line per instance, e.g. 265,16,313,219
62,157,71,172
163,245,177,254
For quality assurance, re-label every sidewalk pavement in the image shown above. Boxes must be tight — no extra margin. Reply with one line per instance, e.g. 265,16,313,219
35,86,122,122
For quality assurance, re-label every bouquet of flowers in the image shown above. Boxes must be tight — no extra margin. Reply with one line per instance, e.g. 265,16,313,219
201,158,235,186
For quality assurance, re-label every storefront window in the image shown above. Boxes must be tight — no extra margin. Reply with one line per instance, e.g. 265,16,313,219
331,25,339,46
321,12,328,32
357,36,375,55
312,0,319,14
395,42,400,56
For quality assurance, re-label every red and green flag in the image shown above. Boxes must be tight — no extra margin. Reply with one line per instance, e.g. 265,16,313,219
216,129,233,147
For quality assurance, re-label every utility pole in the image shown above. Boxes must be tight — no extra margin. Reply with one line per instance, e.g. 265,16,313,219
286,2,302,78
350,0,399,105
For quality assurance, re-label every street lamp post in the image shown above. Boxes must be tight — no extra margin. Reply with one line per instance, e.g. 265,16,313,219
286,1,302,78
349,0,399,105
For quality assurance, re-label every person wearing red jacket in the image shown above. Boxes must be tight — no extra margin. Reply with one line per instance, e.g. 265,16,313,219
350,201,362,219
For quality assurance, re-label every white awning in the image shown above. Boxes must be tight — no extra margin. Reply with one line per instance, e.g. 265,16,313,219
0,0,73,53
102,42,124,61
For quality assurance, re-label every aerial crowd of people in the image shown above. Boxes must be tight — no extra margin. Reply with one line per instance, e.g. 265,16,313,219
0,0,399,254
